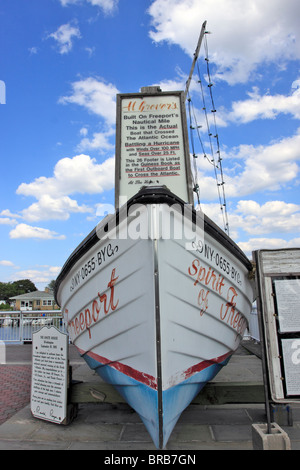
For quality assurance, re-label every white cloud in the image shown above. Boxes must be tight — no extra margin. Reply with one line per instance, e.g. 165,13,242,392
203,199,300,256
153,67,187,92
16,154,115,222
226,82,300,124
48,22,81,54
59,78,118,153
87,0,118,12
17,154,115,198
78,129,115,153
238,237,300,257
57,154,115,193
0,260,15,267
28,47,38,55
79,127,89,136
0,209,22,219
237,200,300,217
0,217,17,226
195,129,300,201
234,200,300,235
60,0,78,4
59,77,119,125
227,133,300,197
12,266,61,285
84,47,95,57
59,0,76,5
22,195,92,222
9,224,65,240
148,0,300,84
0,209,21,226
59,0,119,14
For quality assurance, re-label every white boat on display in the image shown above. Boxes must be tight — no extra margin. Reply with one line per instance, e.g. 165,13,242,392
55,23,254,449
55,186,254,449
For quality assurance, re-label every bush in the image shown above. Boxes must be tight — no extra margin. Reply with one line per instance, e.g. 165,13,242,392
0,303,13,311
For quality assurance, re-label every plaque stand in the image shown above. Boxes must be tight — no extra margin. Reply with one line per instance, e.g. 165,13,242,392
64,365,78,425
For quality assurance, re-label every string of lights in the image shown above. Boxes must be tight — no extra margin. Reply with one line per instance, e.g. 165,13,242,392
186,30,230,235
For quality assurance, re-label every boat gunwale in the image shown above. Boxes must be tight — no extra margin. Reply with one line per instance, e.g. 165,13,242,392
54,187,253,305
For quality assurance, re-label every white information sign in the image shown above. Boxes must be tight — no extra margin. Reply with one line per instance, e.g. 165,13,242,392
31,326,68,424
116,91,192,207
274,279,300,332
281,338,300,396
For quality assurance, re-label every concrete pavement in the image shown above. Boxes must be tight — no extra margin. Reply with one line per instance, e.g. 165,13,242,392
1,341,300,451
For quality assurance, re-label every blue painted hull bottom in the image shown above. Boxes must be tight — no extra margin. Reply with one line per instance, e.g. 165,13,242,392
81,350,231,449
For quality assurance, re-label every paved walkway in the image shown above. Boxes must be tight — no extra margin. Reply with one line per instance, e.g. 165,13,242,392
0,341,299,451
0,365,31,425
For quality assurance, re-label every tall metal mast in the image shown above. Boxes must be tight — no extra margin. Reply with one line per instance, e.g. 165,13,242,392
184,20,207,98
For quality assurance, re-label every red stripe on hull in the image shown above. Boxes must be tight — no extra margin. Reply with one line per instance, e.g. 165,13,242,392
182,351,232,381
77,347,158,389
77,347,232,390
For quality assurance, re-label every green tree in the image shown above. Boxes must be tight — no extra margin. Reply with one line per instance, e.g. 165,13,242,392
46,280,56,293
0,279,37,302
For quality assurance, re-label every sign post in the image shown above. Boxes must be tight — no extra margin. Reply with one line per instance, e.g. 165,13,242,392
115,88,193,208
31,326,69,424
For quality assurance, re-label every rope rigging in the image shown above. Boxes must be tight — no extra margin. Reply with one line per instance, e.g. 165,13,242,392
186,25,230,236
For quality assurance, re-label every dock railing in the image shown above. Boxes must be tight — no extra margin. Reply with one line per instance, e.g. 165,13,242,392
0,310,66,343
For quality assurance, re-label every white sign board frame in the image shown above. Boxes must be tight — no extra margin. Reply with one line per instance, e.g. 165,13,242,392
31,326,69,424
254,248,300,403
115,90,193,208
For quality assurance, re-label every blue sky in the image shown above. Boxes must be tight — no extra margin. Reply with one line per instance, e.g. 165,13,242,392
1,0,300,290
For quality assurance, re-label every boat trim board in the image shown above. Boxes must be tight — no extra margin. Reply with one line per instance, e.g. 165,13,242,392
154,236,163,448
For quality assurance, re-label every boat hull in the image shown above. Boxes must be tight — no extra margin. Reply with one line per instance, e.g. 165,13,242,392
55,188,254,448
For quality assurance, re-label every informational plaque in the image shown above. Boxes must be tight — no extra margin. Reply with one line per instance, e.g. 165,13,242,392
281,338,300,396
274,279,300,332
115,90,193,207
31,326,68,424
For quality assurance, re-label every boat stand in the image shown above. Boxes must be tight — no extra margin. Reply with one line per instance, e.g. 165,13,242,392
69,369,265,406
